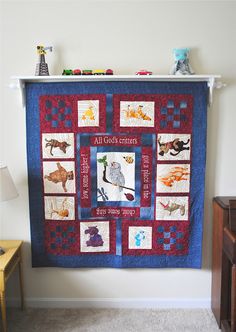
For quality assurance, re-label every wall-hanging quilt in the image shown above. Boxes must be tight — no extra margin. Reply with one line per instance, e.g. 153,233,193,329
26,81,208,268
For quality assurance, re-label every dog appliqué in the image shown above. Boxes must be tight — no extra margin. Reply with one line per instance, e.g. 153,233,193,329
45,139,70,156
158,136,190,157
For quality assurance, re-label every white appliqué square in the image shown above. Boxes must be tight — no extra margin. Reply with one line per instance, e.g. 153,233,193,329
43,161,76,194
80,221,110,253
78,100,99,127
120,101,155,127
157,134,191,161
42,133,74,159
156,196,189,220
128,226,152,249
97,152,135,202
156,164,190,193
44,196,75,220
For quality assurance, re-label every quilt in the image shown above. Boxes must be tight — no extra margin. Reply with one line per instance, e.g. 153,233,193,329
26,81,208,268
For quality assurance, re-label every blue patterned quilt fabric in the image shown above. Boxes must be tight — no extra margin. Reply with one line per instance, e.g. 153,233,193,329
26,81,208,268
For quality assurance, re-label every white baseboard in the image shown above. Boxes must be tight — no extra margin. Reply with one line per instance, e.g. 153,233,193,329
7,297,211,309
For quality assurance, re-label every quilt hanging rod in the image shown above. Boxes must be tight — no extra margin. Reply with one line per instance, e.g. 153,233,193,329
9,75,225,109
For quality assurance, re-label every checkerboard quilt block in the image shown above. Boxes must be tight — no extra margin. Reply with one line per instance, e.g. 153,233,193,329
26,81,208,268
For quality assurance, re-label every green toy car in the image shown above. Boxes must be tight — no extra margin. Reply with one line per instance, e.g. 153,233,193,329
62,69,73,75
82,70,93,75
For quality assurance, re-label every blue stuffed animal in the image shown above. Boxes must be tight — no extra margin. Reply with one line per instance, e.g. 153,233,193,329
170,48,194,75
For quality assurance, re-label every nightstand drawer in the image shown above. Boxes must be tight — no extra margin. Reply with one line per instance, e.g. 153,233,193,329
223,227,236,263
4,250,20,282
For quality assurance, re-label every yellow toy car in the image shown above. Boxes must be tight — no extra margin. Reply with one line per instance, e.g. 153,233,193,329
92,69,106,75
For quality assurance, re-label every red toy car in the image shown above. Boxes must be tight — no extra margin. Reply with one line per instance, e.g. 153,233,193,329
73,69,82,75
135,70,153,75
106,69,113,75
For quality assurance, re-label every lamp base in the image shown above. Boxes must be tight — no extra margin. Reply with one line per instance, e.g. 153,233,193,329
0,247,5,255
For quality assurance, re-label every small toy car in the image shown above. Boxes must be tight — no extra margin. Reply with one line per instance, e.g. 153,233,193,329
106,69,113,75
135,70,153,75
93,69,106,75
73,69,82,75
62,69,73,75
82,69,93,75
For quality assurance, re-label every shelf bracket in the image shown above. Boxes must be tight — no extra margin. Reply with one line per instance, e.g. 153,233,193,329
18,79,26,110
9,79,26,110
207,78,226,106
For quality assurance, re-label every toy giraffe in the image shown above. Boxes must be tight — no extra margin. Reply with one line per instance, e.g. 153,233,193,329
35,45,52,76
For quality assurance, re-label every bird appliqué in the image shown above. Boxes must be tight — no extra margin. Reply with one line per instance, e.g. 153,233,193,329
109,162,125,192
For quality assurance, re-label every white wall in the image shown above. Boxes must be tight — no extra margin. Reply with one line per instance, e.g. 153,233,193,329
1,0,236,307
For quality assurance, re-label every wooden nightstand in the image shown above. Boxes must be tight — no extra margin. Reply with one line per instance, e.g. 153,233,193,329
211,197,236,329
0,240,24,332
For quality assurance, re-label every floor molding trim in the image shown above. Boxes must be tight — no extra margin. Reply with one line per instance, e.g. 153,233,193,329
7,297,211,309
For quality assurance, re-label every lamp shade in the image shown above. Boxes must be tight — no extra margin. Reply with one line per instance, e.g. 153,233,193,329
0,166,18,202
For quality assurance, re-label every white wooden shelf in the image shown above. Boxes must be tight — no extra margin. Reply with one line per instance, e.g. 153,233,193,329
10,75,224,109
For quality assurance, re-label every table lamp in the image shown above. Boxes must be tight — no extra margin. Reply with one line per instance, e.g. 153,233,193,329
0,165,19,255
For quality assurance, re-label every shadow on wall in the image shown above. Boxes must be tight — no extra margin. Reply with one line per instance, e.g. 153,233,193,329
201,75,236,270
51,44,67,76
201,92,220,270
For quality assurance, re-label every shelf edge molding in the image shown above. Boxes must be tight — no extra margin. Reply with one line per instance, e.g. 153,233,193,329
10,75,225,109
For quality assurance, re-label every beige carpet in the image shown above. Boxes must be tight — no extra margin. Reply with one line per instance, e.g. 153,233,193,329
7,308,220,332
